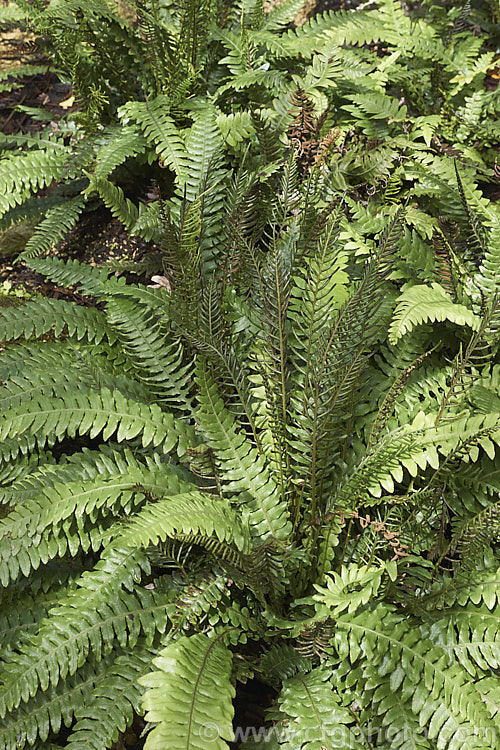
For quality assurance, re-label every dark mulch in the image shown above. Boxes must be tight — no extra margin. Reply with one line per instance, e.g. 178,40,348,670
0,206,162,305
0,70,78,134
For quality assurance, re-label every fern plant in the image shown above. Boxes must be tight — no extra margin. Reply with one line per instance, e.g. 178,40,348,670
1,0,498,264
0,149,499,748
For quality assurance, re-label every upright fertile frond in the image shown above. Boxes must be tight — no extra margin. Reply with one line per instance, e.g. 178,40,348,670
454,160,487,257
289,207,347,363
255,226,296,486
140,633,235,750
447,500,500,581
289,212,405,517
477,213,500,298
194,279,260,445
196,358,291,541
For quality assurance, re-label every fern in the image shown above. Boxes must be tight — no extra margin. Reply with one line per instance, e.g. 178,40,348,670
1,0,500,741
0,298,115,344
389,283,481,345
196,358,291,542
140,633,235,750
120,96,189,176
19,194,88,260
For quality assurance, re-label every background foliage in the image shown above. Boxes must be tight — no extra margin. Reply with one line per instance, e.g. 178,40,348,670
0,0,499,748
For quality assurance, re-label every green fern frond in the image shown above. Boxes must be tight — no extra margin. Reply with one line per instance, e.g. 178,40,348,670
19,194,88,260
0,386,195,457
0,547,166,716
433,605,500,677
389,283,481,345
178,108,225,202
168,574,232,635
273,667,358,749
105,296,192,409
0,299,115,344
120,96,189,176
334,604,496,748
140,632,235,750
0,466,192,584
65,644,155,749
262,0,306,31
93,124,147,179
85,175,139,230
27,256,169,310
112,490,248,553
0,656,108,749
0,444,169,506
0,148,73,218
477,210,500,300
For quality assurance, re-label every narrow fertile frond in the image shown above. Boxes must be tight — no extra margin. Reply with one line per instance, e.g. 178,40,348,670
196,358,291,541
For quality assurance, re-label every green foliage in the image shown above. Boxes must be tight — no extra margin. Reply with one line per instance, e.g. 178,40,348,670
140,633,235,750
0,0,499,747
0,147,498,746
1,0,497,271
